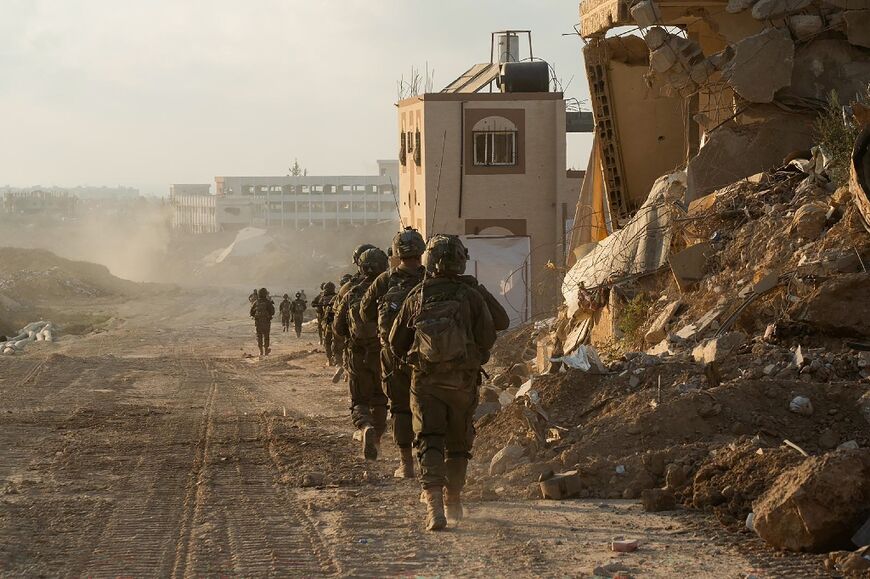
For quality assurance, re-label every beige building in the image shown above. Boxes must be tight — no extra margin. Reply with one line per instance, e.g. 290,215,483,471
397,89,581,321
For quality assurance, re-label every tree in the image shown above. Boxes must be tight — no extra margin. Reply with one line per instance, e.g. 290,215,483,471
289,158,307,177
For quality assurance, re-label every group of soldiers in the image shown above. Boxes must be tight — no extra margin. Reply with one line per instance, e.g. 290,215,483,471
249,289,308,356
310,228,509,531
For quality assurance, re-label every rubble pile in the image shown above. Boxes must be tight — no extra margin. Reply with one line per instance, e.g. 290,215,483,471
470,120,870,558
0,321,56,355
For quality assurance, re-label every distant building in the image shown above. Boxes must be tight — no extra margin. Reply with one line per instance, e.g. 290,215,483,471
397,32,586,324
2,190,77,218
170,160,400,233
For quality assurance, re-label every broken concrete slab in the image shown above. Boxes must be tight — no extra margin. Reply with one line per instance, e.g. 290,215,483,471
669,242,713,292
753,269,780,294
790,202,828,240
722,28,794,103
630,0,661,27
753,450,870,552
845,10,870,48
675,304,726,341
490,444,527,476
799,273,870,338
645,300,683,344
726,0,758,13
789,14,823,40
692,331,747,364
751,0,811,19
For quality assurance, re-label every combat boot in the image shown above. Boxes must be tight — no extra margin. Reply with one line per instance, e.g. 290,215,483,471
265,346,271,356
444,488,464,525
394,447,415,479
422,487,447,531
258,346,264,357
362,425,378,460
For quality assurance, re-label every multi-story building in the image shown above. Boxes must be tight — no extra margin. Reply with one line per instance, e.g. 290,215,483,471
2,190,78,217
397,32,586,324
170,160,400,233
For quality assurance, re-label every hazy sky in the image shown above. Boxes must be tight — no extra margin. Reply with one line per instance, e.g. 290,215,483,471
0,0,592,196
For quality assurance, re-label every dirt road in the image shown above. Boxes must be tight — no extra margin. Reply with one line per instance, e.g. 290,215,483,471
0,289,825,577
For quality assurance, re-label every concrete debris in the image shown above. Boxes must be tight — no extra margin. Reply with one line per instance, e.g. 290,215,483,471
860,392,870,426
853,516,870,547
826,549,870,575
539,470,584,499
489,444,527,476
789,396,814,416
799,273,870,338
726,0,758,13
558,345,607,372
1,321,56,355
753,450,870,552
751,0,811,19
845,10,870,48
839,440,860,450
722,28,794,103
645,28,713,97
630,0,661,27
692,331,747,364
788,15,823,41
674,304,725,341
669,242,713,292
789,202,829,240
853,125,870,233
611,539,639,552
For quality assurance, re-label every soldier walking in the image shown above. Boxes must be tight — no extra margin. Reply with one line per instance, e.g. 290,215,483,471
312,284,326,344
319,282,339,364
390,235,496,531
279,294,292,332
291,292,307,338
250,288,276,357
361,228,426,478
333,247,389,460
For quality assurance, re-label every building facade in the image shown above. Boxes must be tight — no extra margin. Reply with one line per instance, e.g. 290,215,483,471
170,160,400,233
397,92,581,322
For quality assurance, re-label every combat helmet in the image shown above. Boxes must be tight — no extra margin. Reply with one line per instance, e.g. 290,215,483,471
323,281,336,294
340,273,353,286
258,287,269,299
392,227,426,259
423,234,468,276
358,247,389,276
352,243,377,265
283,293,289,299
295,292,301,298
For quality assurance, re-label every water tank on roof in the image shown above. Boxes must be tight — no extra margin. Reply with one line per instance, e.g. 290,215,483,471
496,32,520,63
498,61,550,93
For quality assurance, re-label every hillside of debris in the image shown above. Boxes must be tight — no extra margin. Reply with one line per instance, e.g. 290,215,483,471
470,123,870,566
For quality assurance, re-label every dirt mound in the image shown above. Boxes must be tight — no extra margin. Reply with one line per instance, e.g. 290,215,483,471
0,247,139,302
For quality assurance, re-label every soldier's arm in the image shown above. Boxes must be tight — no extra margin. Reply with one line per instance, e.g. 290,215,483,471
332,295,350,338
388,295,415,358
249,304,256,318
360,272,388,323
476,284,510,331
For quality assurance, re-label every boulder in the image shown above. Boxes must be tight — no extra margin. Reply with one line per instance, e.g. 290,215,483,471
753,450,870,552
790,202,828,240
799,273,870,338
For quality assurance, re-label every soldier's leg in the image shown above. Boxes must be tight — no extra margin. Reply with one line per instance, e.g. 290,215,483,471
317,318,324,344
411,383,449,489
323,330,334,365
383,351,413,449
367,348,388,439
263,324,271,353
295,319,302,338
256,328,264,354
349,346,374,430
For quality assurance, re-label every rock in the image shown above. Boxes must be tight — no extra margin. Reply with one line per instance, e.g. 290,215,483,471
827,550,870,575
630,0,661,26
510,363,531,379
790,202,828,240
753,450,870,552
692,331,747,365
789,395,814,416
489,444,526,476
839,440,860,451
665,463,687,489
669,243,713,292
642,488,677,512
301,472,325,487
726,0,757,12
492,373,509,388
845,10,870,48
799,273,870,338
645,300,683,344
789,14,823,40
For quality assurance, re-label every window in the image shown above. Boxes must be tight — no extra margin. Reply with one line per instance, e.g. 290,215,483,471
414,130,422,166
473,131,517,166
399,132,407,165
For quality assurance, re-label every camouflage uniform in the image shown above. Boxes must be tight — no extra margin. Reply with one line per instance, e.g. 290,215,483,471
250,289,276,356
390,235,496,531
312,287,325,344
333,248,389,459
319,283,339,364
290,294,307,338
279,295,292,332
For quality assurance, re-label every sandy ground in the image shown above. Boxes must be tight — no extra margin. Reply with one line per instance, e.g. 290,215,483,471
0,289,827,577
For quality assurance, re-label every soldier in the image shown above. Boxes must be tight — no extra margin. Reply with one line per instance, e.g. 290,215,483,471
332,246,376,381
333,247,389,460
279,293,292,332
319,282,339,365
360,228,426,478
250,287,276,357
248,288,258,305
290,292,307,338
312,283,326,344
390,235,496,531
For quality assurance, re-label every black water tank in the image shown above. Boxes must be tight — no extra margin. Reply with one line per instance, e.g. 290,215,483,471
498,61,550,93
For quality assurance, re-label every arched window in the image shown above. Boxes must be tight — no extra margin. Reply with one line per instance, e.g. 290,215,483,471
472,116,518,166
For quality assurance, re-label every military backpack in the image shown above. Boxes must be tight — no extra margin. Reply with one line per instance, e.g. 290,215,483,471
377,271,422,342
408,282,474,372
347,280,379,341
